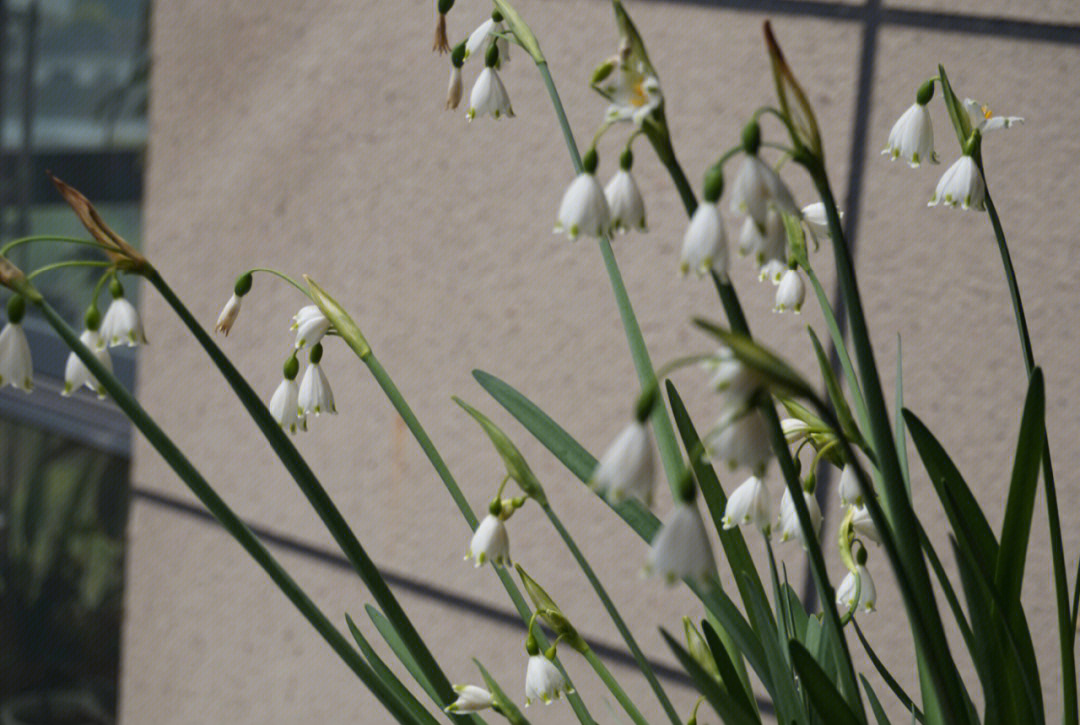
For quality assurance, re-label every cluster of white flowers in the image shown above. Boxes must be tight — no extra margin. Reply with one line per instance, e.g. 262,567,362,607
884,80,1022,211
1,279,148,400
440,10,515,120
554,147,647,242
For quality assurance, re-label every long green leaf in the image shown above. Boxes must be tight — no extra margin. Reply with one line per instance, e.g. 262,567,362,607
692,319,815,400
894,337,910,495
851,620,924,723
859,674,891,725
346,615,445,725
474,660,529,725
788,640,863,725
807,326,862,447
660,629,759,725
740,571,807,725
701,620,760,722
367,605,441,707
995,368,1045,607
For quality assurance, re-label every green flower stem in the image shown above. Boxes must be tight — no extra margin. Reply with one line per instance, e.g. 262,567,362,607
0,235,101,255
580,645,650,725
30,294,417,724
244,267,312,297
356,349,596,724
26,259,112,280
542,504,680,725
982,182,1075,725
806,164,968,723
145,271,459,712
536,60,684,494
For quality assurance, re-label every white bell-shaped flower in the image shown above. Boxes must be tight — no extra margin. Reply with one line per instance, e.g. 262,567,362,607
778,487,822,548
269,377,305,434
292,305,331,349
964,98,1023,132
729,155,797,227
465,513,509,568
801,202,832,239
467,66,514,121
739,208,786,265
214,293,242,335
590,420,654,505
679,203,727,279
851,505,880,545
781,418,810,443
100,297,146,347
63,330,112,399
929,155,985,211
722,475,772,534
298,362,335,416
554,172,610,241
837,564,876,613
774,269,805,313
838,464,863,506
705,346,762,409
758,259,787,284
464,17,509,67
445,685,494,713
706,410,772,475
0,322,33,392
883,102,937,167
604,169,646,233
524,654,570,706
647,500,716,584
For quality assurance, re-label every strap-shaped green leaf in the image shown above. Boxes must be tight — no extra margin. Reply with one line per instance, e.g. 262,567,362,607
367,605,441,707
346,615,445,725
701,620,761,722
995,368,1045,607
937,65,973,147
660,629,759,725
788,640,864,725
851,620,925,723
474,659,529,725
859,674,891,725
806,327,863,449
692,319,815,400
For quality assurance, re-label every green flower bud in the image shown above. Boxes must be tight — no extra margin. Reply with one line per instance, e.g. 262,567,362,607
109,276,124,299
619,148,633,171
309,342,324,364
855,543,868,566
702,165,724,204
525,634,539,656
582,147,599,175
437,0,453,14
6,294,26,324
590,58,615,86
741,120,761,155
283,353,299,381
675,468,696,504
84,304,101,332
490,9,503,22
484,42,499,68
234,272,253,297
916,79,935,106
450,41,467,68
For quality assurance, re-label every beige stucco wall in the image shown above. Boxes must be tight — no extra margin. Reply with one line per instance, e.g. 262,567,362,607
120,0,1080,722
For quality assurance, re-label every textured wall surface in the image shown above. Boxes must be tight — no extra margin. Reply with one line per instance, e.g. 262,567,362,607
122,1,1080,722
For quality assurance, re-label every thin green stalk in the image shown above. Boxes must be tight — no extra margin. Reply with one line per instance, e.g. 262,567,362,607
982,183,1075,725
536,60,684,495
358,350,596,724
26,259,112,280
542,504,681,725
0,235,101,255
580,646,649,725
146,271,458,711
29,293,416,724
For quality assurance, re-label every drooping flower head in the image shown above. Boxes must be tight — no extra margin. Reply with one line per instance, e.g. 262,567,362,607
292,305,331,349
464,10,509,68
554,148,610,241
214,272,252,336
465,512,510,568
298,343,335,417
837,564,877,613
100,278,146,347
604,149,647,233
774,268,805,313
590,417,654,505
929,153,984,211
269,353,305,434
0,295,33,392
445,685,494,714
883,82,937,167
63,329,112,399
729,122,797,227
680,165,728,279
648,471,716,584
722,475,772,535
706,409,772,475
778,486,822,549
524,651,571,706
467,41,514,121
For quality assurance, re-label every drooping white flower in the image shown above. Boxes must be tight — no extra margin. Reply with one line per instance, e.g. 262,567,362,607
851,505,880,544
679,203,727,279
589,421,653,505
298,363,336,416
706,410,772,475
604,169,646,233
214,293,242,335
445,685,494,713
464,17,509,67
836,565,876,613
647,501,717,584
100,297,146,347
758,259,787,284
554,172,610,241
778,487,822,548
929,155,984,210
445,65,463,110
729,155,797,227
838,464,863,506
722,475,772,534
292,305,331,349
781,418,810,443
467,66,514,121
801,202,831,239
882,103,937,167
0,322,33,391
524,655,570,706
465,513,510,567
704,346,762,408
62,330,112,398
964,98,1023,132
774,269,805,313
269,378,305,434
738,208,786,265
